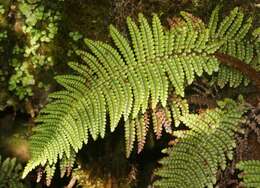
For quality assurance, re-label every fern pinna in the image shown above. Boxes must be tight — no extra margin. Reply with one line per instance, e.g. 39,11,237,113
22,6,258,183
154,99,245,188
237,160,260,188
208,6,259,88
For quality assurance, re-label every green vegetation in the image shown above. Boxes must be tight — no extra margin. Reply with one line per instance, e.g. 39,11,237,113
0,0,62,106
0,155,25,188
154,99,245,187
237,160,260,188
0,0,259,187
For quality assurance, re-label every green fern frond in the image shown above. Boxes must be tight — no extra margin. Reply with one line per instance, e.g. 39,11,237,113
237,160,260,188
0,155,25,188
125,119,136,158
208,6,258,88
136,113,149,154
22,8,255,181
154,100,245,188
252,38,260,72
170,97,189,127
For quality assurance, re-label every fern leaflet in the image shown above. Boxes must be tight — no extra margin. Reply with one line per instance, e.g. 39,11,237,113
237,160,260,188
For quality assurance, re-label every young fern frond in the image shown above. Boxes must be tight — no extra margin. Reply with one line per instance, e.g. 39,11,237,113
237,160,260,188
22,7,258,183
154,100,245,188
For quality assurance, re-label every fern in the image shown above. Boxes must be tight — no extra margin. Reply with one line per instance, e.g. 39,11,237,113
0,155,25,188
35,147,76,186
125,97,189,157
154,99,245,188
22,7,257,181
237,160,260,188
208,6,258,88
